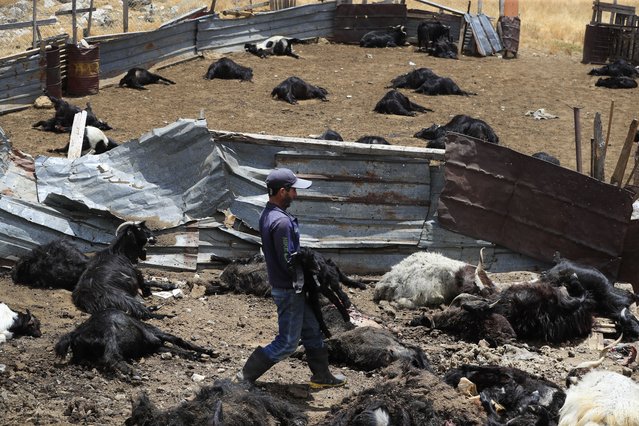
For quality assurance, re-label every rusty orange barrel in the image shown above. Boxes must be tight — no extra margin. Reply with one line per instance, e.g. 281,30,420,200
66,43,100,96
45,45,63,98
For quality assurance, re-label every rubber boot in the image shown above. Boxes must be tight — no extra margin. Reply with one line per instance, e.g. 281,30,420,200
306,346,346,389
236,346,275,384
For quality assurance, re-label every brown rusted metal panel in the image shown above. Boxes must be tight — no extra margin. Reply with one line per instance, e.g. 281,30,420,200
332,4,407,44
583,24,613,64
66,43,100,96
619,220,639,291
437,134,633,278
497,15,519,58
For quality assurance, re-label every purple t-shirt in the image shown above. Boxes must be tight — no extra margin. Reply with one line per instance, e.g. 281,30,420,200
259,201,301,289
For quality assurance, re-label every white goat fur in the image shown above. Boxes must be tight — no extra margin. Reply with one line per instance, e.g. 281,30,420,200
558,370,639,426
0,302,18,343
374,252,471,308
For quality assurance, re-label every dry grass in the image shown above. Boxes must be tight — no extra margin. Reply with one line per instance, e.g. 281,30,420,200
2,0,639,57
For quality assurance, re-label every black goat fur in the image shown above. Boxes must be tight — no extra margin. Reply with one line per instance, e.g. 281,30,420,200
55,309,214,377
325,326,429,371
126,379,307,426
388,68,439,89
119,68,175,90
204,57,253,81
355,135,390,145
72,221,173,320
11,239,88,291
32,95,112,133
445,364,565,425
374,90,432,116
271,76,328,104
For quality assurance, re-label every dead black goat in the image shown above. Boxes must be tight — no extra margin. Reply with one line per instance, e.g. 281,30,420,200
32,95,112,133
72,221,175,320
444,364,566,425
55,309,214,378
11,239,88,291
126,379,307,426
204,57,253,81
374,90,432,117
297,247,366,338
271,76,328,104
119,67,176,90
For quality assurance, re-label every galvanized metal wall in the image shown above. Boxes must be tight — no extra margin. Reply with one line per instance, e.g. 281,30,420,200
196,2,337,53
87,20,199,79
0,52,44,114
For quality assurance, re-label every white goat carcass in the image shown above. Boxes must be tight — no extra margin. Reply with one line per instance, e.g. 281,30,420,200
373,250,495,308
559,370,639,425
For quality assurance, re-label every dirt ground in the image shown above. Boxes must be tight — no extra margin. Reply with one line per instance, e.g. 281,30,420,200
1,43,638,425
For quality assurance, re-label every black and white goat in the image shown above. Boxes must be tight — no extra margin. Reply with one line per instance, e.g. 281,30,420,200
271,76,328,104
0,302,41,343
204,57,253,81
542,253,639,340
32,95,112,133
119,67,176,90
48,126,119,156
244,35,304,59
445,364,566,425
126,379,307,426
374,90,432,117
55,308,214,377
374,250,496,309
72,221,173,320
11,239,88,291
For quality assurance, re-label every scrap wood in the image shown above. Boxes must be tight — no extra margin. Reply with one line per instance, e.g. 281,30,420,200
610,119,639,187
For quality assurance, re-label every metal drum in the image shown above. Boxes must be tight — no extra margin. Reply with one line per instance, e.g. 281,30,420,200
66,43,100,96
45,45,62,98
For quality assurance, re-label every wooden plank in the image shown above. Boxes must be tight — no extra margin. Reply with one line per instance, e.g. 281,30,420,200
68,111,87,160
0,18,57,30
412,0,465,15
610,119,639,186
593,112,606,181
55,8,96,16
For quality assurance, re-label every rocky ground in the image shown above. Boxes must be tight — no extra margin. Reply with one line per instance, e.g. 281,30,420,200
1,42,638,424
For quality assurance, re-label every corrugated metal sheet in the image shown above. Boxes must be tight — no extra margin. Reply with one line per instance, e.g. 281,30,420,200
86,20,198,79
464,13,502,56
0,52,44,114
333,3,407,44
437,134,633,278
196,3,336,53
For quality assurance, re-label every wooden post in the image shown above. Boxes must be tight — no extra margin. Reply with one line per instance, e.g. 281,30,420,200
32,0,37,49
593,112,606,181
210,0,218,12
610,119,639,186
86,0,94,37
478,0,483,14
123,0,129,33
604,100,614,152
499,0,504,16
573,107,583,173
68,110,87,160
71,0,77,44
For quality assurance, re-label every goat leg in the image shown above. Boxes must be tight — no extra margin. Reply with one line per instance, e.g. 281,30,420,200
154,331,215,357
319,286,351,322
144,280,177,291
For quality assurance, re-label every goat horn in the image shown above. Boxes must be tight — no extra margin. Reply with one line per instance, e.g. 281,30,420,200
572,333,624,370
600,333,624,357
474,247,486,290
115,220,141,236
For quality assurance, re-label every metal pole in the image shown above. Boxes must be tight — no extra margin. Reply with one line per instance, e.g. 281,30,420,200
573,107,583,173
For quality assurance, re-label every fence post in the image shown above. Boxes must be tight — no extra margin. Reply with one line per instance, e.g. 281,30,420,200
32,0,37,48
72,0,77,44
573,107,583,173
123,0,129,33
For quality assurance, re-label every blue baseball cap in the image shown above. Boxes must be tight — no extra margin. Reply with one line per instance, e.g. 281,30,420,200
265,168,312,190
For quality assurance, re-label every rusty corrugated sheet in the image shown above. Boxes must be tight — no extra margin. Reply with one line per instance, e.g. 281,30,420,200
619,220,639,290
332,4,407,44
437,134,633,278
